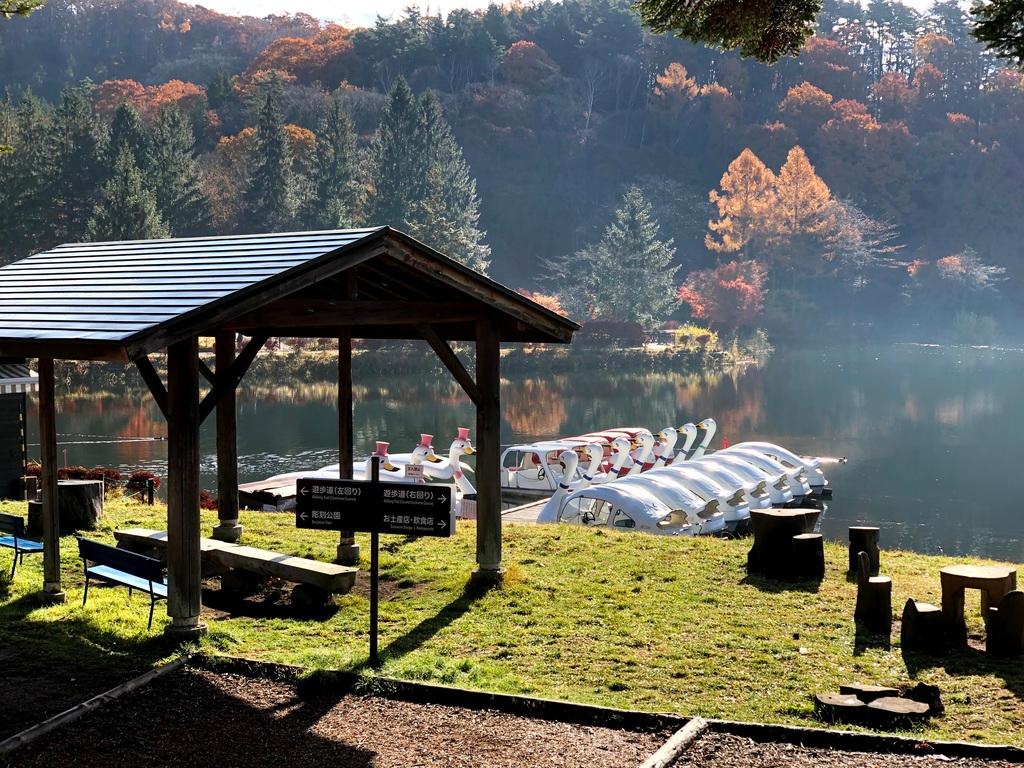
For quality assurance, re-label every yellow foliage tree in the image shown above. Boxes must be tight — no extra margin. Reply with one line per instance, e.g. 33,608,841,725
773,146,834,241
706,147,776,256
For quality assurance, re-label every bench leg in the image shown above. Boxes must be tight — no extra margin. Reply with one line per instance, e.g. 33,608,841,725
148,597,156,630
9,553,15,579
82,575,90,607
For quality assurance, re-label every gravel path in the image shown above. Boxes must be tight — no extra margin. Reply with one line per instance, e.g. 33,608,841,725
7,668,670,768
673,732,1017,768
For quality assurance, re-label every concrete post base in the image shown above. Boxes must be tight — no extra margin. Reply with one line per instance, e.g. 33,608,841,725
37,588,67,605
470,567,503,587
163,619,209,643
335,543,361,566
211,521,243,543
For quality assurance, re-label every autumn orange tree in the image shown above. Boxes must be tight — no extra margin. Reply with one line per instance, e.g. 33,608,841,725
705,148,777,257
770,146,836,267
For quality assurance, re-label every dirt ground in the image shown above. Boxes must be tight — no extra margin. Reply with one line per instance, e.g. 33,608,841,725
675,732,1018,768
6,668,671,768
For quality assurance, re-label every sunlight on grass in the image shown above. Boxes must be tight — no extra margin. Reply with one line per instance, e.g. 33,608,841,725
1,497,1021,745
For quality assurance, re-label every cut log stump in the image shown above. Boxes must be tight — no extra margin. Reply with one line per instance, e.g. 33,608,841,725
855,551,892,635
987,590,1024,657
747,509,820,579
813,693,866,723
838,683,899,703
900,599,944,653
849,526,880,575
27,480,104,536
866,696,930,725
791,533,825,580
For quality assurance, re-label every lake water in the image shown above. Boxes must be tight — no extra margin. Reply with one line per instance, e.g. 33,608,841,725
27,344,1024,561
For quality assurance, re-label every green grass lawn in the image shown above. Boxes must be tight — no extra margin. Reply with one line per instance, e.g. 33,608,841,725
1,497,1022,746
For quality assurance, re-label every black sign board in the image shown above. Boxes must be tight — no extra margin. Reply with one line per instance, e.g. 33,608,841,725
295,477,453,537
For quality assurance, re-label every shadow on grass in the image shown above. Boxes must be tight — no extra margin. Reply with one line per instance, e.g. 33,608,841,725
902,641,1024,701
343,577,498,673
200,584,340,622
853,620,892,655
0,591,171,741
740,573,822,594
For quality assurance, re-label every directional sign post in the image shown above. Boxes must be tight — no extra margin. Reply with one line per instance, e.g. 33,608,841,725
295,456,454,666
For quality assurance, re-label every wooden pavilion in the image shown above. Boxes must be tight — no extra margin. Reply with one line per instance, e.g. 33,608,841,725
0,227,578,638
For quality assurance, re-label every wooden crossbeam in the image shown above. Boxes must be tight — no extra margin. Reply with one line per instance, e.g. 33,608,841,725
134,355,168,419
223,300,481,332
199,334,267,423
416,323,482,407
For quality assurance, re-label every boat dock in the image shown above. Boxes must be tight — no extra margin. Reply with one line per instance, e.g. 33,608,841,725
502,499,544,524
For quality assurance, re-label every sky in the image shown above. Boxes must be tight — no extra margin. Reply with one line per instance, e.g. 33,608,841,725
199,0,938,28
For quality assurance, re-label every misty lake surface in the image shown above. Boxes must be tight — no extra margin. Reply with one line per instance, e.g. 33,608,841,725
29,344,1024,561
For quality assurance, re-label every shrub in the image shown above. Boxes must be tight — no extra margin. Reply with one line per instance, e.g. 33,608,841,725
57,465,90,480
126,470,162,494
85,467,123,488
200,489,219,510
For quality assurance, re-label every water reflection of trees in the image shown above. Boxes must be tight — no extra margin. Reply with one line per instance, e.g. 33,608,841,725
505,378,569,438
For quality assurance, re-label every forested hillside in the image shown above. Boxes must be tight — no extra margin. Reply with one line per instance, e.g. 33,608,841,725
2,0,1022,339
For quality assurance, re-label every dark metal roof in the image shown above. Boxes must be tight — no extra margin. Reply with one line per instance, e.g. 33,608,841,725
0,227,578,360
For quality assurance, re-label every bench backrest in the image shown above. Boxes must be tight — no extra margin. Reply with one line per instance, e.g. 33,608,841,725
77,538,164,583
0,513,25,537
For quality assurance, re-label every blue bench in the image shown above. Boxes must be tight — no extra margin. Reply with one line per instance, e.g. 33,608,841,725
0,512,44,578
77,538,167,629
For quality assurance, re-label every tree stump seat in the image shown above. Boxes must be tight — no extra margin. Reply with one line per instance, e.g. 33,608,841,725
855,551,892,635
848,526,880,576
747,508,822,580
987,590,1024,657
791,533,825,580
900,598,944,652
940,564,1017,642
27,480,104,536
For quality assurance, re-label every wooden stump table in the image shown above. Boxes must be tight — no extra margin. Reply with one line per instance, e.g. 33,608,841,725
747,508,822,580
940,564,1017,642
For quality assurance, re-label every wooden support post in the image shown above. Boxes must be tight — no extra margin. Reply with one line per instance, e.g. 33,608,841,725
164,337,206,640
37,357,65,603
473,318,501,579
335,328,359,566
212,332,241,543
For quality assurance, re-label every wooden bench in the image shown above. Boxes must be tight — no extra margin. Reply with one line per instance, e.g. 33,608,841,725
78,537,167,629
0,512,44,578
113,528,357,597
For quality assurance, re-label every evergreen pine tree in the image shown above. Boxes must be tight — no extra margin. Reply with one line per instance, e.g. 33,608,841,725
301,96,360,230
367,81,491,272
85,145,169,241
553,186,679,327
407,92,491,273
242,85,298,233
49,84,107,242
108,101,146,168
147,107,212,236
366,77,430,227
1,93,56,258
